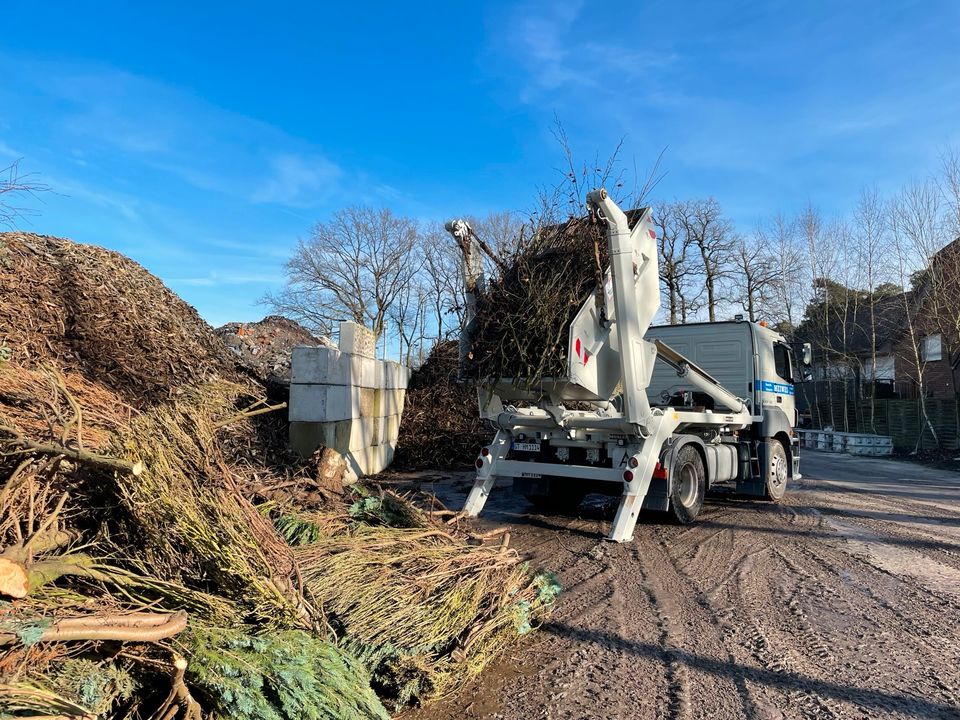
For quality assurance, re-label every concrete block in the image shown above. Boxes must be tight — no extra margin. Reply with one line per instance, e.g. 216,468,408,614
289,384,352,422
382,362,410,390
340,321,376,358
289,421,324,458
380,413,401,445
291,346,351,385
347,443,395,477
380,387,406,417
352,387,376,418
350,354,377,388
348,417,379,452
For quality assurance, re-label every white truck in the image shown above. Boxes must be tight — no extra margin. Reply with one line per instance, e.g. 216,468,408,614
446,190,807,543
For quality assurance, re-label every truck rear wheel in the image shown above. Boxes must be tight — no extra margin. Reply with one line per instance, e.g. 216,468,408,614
764,439,789,501
669,445,705,524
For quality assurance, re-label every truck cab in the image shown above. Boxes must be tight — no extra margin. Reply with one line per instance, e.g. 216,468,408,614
645,319,799,498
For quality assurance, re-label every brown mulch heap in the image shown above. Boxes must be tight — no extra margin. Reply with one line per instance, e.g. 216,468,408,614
216,315,331,385
0,233,559,718
0,232,240,408
465,210,644,382
394,340,490,469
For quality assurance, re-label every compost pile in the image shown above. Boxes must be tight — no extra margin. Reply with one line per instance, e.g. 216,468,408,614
216,315,331,386
465,209,644,382
0,233,240,405
0,232,559,719
394,341,490,469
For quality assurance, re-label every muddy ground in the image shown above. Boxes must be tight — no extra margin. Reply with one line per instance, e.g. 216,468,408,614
390,451,960,720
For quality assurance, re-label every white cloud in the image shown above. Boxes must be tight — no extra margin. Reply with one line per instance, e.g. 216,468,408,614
251,153,343,207
169,270,285,287
507,1,677,101
6,57,346,205
0,141,19,159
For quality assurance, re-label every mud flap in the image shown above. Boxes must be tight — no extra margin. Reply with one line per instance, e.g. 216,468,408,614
641,477,669,511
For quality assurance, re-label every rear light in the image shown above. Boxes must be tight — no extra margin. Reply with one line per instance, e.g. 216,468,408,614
629,457,639,468
480,447,490,456
652,462,668,480
623,470,634,482
475,458,484,469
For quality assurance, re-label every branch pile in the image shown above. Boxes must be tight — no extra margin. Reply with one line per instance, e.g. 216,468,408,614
464,210,644,382
0,232,559,719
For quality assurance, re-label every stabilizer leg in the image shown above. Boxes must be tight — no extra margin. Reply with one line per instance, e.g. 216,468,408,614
608,493,643,542
463,475,496,516
461,429,510,518
607,415,679,543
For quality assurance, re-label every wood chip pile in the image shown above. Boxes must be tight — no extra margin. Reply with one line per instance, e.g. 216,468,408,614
0,233,559,719
394,341,490,469
0,233,240,405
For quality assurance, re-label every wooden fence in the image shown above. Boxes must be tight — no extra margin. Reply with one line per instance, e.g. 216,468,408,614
800,391,959,450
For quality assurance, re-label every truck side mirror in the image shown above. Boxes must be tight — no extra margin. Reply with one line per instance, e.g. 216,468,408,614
802,343,813,367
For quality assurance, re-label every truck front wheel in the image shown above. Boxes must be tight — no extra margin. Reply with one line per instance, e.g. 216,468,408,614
764,439,789,501
669,445,706,524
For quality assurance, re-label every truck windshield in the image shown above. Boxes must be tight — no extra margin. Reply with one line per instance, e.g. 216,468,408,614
774,343,793,383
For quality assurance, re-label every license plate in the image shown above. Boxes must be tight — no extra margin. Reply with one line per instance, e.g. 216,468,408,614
521,472,543,478
513,442,541,452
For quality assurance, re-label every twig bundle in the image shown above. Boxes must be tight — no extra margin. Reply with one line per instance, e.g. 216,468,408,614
295,523,559,704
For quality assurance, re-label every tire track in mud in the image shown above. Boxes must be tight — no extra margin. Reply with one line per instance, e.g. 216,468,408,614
680,513,838,718
635,533,759,719
406,467,960,720
769,511,960,716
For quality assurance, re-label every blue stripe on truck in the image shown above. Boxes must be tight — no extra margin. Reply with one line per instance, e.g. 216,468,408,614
755,380,794,395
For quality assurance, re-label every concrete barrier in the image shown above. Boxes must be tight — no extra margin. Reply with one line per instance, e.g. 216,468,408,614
288,322,409,480
796,428,893,457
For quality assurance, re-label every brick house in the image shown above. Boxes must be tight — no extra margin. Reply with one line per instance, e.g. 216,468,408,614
797,238,960,400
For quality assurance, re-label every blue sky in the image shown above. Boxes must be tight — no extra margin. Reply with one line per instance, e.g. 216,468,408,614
2,1,958,327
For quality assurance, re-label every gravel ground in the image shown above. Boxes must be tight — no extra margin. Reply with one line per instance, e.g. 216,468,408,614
393,451,960,720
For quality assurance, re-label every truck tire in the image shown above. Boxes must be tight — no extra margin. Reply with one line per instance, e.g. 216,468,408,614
525,477,587,513
764,439,789,501
669,445,705,524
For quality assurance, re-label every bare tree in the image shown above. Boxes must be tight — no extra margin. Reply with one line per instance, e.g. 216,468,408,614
853,187,890,432
389,273,429,366
469,211,523,277
765,212,806,330
675,198,735,321
799,203,838,428
940,147,960,241
265,206,420,340
420,223,466,342
1,160,48,227
731,228,780,322
653,202,700,324
890,180,943,450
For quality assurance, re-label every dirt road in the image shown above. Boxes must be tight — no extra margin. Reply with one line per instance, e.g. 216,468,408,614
399,451,960,720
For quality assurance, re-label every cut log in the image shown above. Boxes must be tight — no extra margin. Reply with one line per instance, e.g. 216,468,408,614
0,557,29,598
0,610,188,645
314,447,347,494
